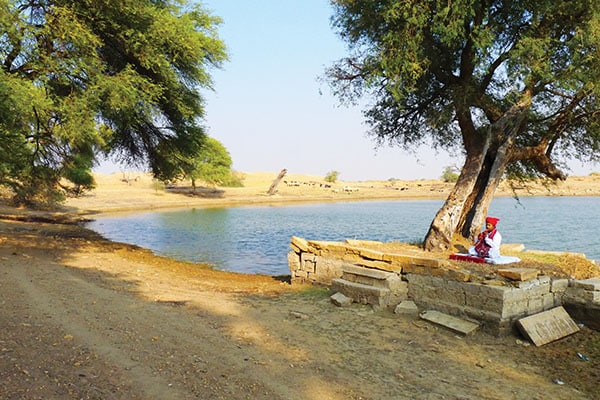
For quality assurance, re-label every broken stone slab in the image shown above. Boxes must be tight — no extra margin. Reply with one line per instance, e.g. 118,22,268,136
419,310,480,336
497,268,540,281
330,292,353,307
516,306,580,346
394,300,419,315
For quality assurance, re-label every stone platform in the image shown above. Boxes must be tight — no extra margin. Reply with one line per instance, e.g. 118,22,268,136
288,236,600,336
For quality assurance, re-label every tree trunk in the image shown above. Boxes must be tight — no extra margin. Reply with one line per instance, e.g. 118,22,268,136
423,152,485,251
457,142,512,241
267,169,287,196
424,101,529,251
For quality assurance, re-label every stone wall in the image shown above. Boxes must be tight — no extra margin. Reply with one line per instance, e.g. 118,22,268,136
288,236,600,335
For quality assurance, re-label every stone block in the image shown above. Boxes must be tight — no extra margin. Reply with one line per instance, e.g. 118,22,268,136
541,293,556,310
550,279,569,293
301,252,316,263
330,292,353,307
499,300,529,319
307,240,346,254
516,306,580,346
538,275,551,285
341,263,392,280
465,292,504,315
386,276,408,293
382,252,413,265
293,270,308,279
341,253,362,263
358,248,385,261
303,260,316,274
290,236,310,252
315,257,345,278
435,287,467,307
420,310,480,336
476,283,513,301
355,258,397,272
411,256,446,268
443,268,471,282
527,296,545,315
514,278,550,291
564,288,600,304
403,264,445,276
394,300,419,315
498,268,540,281
287,251,301,272
345,239,384,247
570,277,600,291
331,278,392,307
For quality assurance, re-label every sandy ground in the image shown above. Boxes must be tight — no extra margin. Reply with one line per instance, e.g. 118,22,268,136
1,172,599,399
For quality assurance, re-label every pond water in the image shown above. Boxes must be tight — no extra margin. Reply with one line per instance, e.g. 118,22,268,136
86,196,600,276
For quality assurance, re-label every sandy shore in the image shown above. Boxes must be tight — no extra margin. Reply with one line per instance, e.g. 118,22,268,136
1,172,599,399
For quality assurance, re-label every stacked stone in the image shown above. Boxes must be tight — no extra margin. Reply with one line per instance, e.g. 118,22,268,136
565,278,600,305
563,278,600,330
288,236,404,285
406,273,569,335
331,264,408,308
288,236,600,336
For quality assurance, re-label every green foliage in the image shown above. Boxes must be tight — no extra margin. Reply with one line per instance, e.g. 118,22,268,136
183,137,241,188
441,166,459,183
327,0,600,175
324,170,340,183
0,0,226,204
220,171,245,188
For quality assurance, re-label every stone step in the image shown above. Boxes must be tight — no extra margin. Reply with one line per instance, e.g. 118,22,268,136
341,264,405,290
331,278,392,307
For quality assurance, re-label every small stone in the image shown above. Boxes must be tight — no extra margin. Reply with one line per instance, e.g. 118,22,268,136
288,310,309,319
394,300,419,315
330,292,353,307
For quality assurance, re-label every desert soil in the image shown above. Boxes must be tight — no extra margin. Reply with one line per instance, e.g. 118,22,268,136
1,171,599,400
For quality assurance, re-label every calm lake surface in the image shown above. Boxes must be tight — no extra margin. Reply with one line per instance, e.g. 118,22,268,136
87,196,600,276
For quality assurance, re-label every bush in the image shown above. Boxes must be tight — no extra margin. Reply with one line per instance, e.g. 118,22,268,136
324,170,340,183
441,166,459,183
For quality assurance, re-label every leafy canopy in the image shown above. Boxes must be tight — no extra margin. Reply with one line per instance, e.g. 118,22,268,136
327,0,600,176
183,137,242,188
0,0,226,204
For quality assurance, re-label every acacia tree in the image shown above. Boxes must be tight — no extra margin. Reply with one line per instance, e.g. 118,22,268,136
183,137,241,189
0,0,226,204
327,0,600,251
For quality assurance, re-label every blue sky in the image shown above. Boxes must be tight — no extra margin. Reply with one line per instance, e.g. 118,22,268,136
197,0,458,181
98,0,597,181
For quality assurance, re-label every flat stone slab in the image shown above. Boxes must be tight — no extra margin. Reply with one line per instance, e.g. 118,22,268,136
419,310,480,336
516,306,580,346
497,268,539,281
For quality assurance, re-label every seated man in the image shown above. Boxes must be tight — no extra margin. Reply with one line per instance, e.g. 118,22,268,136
468,216,501,259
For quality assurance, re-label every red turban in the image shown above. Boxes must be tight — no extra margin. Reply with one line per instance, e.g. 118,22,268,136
486,217,500,226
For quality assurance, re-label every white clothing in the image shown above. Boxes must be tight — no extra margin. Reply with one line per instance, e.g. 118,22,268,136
468,230,502,258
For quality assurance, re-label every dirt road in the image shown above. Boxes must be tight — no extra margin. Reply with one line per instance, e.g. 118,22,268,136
1,219,598,399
